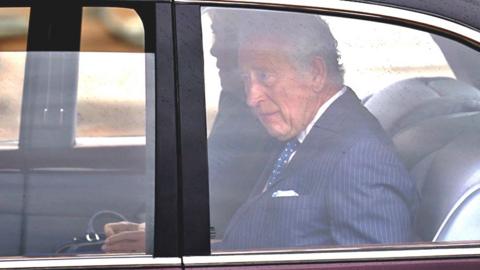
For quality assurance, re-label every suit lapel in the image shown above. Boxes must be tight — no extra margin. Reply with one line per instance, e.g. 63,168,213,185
248,141,283,198
263,88,361,191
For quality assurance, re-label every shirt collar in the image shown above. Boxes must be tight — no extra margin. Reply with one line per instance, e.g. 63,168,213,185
297,86,347,143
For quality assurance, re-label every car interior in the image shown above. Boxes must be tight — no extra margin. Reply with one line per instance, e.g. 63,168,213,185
364,34,480,242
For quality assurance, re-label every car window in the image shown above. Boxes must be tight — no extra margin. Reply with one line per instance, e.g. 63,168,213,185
202,6,480,253
0,7,28,257
0,6,155,257
0,7,29,149
77,7,146,143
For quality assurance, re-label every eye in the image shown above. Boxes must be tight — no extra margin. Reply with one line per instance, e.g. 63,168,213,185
257,71,275,86
240,72,251,84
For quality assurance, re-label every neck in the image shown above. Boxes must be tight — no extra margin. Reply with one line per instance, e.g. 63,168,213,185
313,83,341,112
305,83,343,126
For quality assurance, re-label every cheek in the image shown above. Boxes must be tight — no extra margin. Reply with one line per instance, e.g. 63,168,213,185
287,91,315,128
272,79,311,130
262,106,290,132
274,104,300,137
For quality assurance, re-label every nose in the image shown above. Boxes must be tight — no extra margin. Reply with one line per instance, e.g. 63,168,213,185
245,76,265,108
210,41,219,58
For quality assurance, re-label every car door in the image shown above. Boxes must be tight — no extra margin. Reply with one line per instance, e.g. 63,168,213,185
0,0,181,269
175,0,480,269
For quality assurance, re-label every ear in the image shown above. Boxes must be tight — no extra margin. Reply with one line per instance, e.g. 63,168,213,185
310,56,327,92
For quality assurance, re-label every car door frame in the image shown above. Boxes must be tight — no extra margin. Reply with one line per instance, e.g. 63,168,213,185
0,0,182,268
174,0,480,269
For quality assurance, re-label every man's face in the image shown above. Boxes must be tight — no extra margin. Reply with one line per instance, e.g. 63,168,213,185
238,35,324,141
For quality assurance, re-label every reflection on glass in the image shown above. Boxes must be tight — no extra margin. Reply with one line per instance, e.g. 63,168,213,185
81,7,144,52
0,52,25,148
0,51,154,257
0,7,29,51
0,6,154,257
77,52,146,139
0,8,29,147
203,7,480,253
78,7,146,139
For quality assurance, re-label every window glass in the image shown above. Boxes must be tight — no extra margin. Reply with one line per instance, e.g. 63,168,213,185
0,7,28,257
0,7,154,257
77,7,145,140
0,7,28,50
0,8,29,148
76,52,146,142
80,7,144,52
203,7,480,253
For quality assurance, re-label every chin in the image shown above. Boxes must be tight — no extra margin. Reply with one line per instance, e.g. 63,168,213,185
270,131,293,141
264,124,294,141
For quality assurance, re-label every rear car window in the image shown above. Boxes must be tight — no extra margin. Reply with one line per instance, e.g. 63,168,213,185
0,6,155,257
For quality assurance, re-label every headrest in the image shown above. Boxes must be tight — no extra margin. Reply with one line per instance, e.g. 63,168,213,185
393,112,480,169
365,77,480,135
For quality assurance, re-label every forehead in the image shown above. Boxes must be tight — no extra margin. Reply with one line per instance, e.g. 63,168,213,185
240,31,289,49
238,34,295,67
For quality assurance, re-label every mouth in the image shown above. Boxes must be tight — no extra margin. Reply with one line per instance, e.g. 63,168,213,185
257,111,279,122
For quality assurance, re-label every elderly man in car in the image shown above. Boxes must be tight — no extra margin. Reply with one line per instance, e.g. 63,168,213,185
103,10,418,252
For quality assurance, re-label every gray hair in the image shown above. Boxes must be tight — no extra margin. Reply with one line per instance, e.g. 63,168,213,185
236,10,344,85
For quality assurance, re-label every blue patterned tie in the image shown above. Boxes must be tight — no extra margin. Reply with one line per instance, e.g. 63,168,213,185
266,138,300,188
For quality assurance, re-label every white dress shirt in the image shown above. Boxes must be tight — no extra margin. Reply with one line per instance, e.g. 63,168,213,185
289,86,347,161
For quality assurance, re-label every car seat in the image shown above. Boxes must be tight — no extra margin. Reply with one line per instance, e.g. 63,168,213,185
365,77,480,136
365,77,480,242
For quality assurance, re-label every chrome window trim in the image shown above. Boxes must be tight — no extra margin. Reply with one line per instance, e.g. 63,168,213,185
0,256,181,269
185,247,480,266
434,182,480,241
178,0,480,47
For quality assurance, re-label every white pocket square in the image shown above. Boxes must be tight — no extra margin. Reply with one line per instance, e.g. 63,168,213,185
272,190,299,198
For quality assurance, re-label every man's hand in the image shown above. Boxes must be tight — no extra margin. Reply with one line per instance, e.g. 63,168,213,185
102,221,146,253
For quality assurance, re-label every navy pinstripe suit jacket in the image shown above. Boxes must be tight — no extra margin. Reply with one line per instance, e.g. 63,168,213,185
216,89,418,251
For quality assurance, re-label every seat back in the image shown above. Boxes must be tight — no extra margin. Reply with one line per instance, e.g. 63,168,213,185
366,77,480,242
393,116,480,240
365,77,480,136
